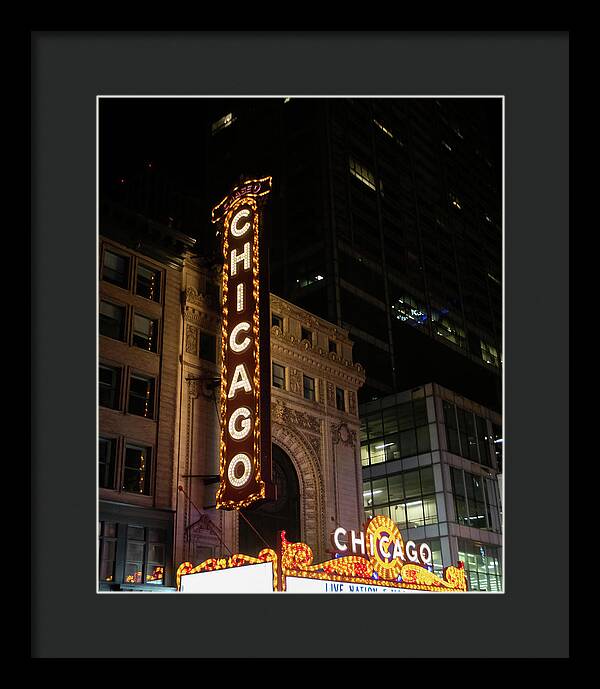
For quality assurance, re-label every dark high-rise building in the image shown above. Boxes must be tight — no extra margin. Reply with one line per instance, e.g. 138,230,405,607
205,98,502,411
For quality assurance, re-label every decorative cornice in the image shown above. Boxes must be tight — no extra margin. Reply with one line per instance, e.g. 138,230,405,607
271,334,365,388
270,295,351,345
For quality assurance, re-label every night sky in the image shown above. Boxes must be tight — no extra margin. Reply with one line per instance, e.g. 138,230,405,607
100,96,502,208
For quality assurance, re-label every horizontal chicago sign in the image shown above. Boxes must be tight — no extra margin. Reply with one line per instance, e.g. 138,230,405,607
177,515,468,593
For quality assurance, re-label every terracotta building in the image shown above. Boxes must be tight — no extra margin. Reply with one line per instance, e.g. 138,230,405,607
176,257,366,569
98,213,366,591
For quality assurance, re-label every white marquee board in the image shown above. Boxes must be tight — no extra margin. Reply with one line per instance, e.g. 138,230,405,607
284,576,425,593
180,562,274,593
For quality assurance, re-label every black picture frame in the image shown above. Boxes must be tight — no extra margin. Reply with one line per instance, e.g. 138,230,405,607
30,30,571,659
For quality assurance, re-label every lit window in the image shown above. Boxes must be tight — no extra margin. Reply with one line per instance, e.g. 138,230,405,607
374,119,394,139
349,157,376,191
128,374,155,419
450,195,462,210
296,274,325,288
132,314,158,353
480,341,501,368
211,112,236,135
123,445,152,495
432,312,465,348
391,295,428,327
136,264,161,302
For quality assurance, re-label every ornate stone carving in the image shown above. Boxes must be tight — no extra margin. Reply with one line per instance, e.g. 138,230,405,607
316,378,324,405
289,368,303,395
331,421,357,447
326,381,335,407
348,390,357,416
185,324,198,355
185,285,218,308
272,399,321,434
305,432,321,457
187,377,202,399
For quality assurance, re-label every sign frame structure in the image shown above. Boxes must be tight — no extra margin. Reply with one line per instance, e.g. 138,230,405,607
176,516,468,593
212,176,275,511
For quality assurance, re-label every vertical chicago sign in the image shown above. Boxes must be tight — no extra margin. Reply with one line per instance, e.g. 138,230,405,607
212,176,275,510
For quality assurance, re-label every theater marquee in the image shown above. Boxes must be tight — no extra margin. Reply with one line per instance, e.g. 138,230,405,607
212,176,275,510
177,516,468,593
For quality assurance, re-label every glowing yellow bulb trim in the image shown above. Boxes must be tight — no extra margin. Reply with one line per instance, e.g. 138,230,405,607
215,196,266,510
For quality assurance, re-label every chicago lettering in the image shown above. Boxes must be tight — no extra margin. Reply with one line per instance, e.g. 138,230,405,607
332,525,433,566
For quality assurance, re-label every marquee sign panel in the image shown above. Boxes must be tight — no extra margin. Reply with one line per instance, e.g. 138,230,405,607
212,176,275,510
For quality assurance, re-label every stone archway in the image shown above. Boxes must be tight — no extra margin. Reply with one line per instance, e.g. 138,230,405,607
239,444,301,555
269,421,326,560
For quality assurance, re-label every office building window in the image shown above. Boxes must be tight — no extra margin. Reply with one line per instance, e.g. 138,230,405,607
336,387,345,411
199,331,217,363
476,416,493,467
458,539,502,592
128,374,155,419
444,401,495,467
132,314,158,353
492,424,503,472
211,112,236,135
450,467,499,532
272,362,286,389
481,340,501,368
349,157,376,191
303,375,315,401
99,364,121,410
363,466,438,529
361,397,430,466
99,300,126,341
123,444,152,495
102,249,130,288
391,294,428,328
272,314,283,330
136,264,161,302
99,437,116,489
432,313,466,348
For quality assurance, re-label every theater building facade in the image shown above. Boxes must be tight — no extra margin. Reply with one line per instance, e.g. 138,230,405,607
177,257,366,570
98,218,366,590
